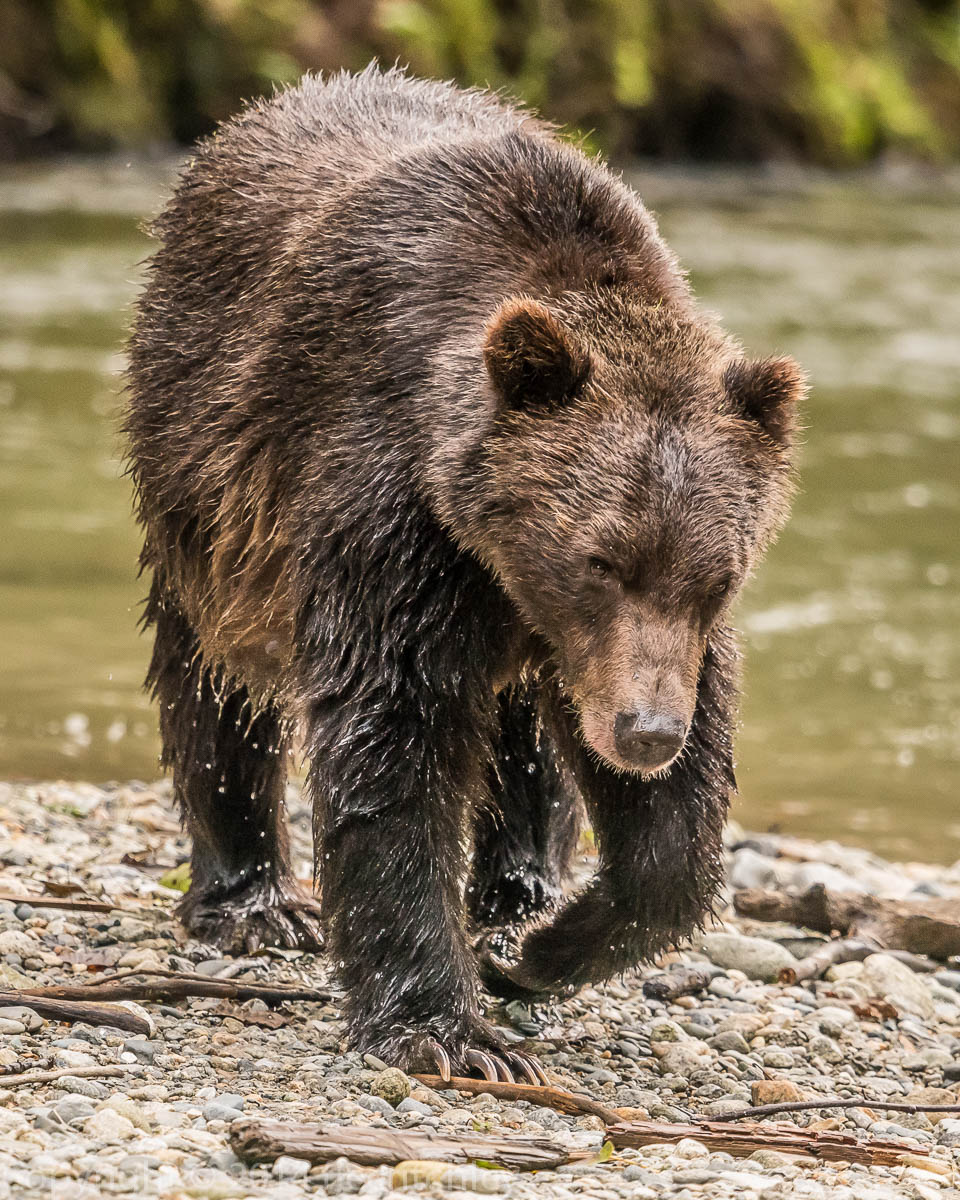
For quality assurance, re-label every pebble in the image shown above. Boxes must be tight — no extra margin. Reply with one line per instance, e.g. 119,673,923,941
272,1154,311,1178
370,1066,410,1106
83,1107,137,1140
751,1079,802,1105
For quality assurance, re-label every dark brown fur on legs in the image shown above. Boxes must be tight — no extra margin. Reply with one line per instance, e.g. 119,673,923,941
469,685,580,939
145,578,322,954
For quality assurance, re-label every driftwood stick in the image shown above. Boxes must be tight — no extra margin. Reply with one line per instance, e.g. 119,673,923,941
609,1119,928,1167
734,884,960,959
414,1074,621,1124
642,966,715,1001
230,1118,577,1170
10,971,334,1007
0,893,116,913
0,989,151,1034
0,1064,145,1088
778,939,876,984
708,1097,960,1122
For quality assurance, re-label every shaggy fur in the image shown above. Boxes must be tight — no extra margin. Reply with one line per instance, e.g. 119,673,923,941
125,65,803,1073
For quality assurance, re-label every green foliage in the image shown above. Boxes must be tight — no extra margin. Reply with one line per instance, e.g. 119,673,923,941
2,0,959,162
159,861,191,892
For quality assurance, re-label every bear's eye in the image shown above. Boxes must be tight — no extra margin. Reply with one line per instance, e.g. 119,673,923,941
710,576,734,601
589,557,614,580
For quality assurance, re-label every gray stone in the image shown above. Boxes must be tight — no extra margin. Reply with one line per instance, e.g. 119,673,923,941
709,1030,751,1054
701,932,797,982
0,1006,43,1031
396,1097,432,1115
903,1047,953,1071
122,1037,158,1062
729,848,780,891
936,1119,960,1147
357,1093,394,1116
53,1097,96,1124
202,1102,244,1123
702,1099,751,1118
53,1076,109,1099
208,1147,243,1171
807,1035,843,1063
860,954,935,1019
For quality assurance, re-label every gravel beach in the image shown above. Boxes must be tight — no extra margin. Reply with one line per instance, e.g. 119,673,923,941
1,779,959,1199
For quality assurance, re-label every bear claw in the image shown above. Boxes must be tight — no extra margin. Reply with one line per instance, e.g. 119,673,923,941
178,880,325,955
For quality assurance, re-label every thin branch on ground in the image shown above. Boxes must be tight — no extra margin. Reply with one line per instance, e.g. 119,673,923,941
0,1064,145,1088
413,1074,621,1124
707,1097,960,1122
0,989,151,1034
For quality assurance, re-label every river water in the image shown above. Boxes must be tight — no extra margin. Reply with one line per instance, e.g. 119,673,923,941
1,159,957,861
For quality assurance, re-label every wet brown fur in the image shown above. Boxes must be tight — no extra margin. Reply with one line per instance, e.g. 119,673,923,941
124,66,804,1072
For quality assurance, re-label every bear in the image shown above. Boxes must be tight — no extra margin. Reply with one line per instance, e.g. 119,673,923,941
124,64,804,1081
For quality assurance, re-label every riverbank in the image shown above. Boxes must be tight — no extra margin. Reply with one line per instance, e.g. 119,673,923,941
0,779,958,1198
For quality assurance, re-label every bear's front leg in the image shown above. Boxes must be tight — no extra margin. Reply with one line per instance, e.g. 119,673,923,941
298,558,544,1084
478,630,737,999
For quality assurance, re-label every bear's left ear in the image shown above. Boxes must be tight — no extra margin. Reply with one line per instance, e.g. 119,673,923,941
724,356,807,444
484,297,591,413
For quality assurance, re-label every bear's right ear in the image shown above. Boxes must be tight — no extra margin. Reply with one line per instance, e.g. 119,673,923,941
484,298,591,413
724,355,806,445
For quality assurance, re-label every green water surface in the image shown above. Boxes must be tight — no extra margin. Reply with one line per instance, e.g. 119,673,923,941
1,160,957,860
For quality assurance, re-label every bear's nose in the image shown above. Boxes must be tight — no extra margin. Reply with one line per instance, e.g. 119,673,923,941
613,710,687,769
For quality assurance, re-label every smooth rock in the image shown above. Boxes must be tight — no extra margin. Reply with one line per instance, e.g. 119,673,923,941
83,1108,137,1141
860,954,935,1019
751,1079,802,1105
273,1155,311,1179
935,1118,960,1147
904,1047,954,1071
701,932,797,982
652,1040,714,1076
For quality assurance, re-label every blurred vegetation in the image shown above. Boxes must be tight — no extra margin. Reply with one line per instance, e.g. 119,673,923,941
2,0,959,162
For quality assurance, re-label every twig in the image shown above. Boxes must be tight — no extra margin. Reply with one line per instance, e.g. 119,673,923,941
778,939,876,984
0,1064,145,1089
707,1097,960,1122
0,989,151,1034
642,966,715,1001
0,893,116,913
413,1074,621,1124
230,1118,578,1170
10,970,334,1007
609,1118,929,1167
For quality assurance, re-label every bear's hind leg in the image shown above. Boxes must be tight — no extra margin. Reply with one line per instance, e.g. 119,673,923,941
146,579,323,954
469,684,579,936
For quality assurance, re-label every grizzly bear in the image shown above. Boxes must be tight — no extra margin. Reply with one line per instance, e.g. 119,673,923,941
125,65,803,1080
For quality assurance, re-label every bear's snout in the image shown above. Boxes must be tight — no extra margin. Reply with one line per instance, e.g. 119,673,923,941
613,709,687,772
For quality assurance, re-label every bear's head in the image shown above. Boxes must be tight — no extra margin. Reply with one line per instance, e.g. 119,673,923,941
476,291,805,776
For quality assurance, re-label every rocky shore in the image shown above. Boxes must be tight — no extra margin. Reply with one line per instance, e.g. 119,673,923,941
1,779,959,1199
